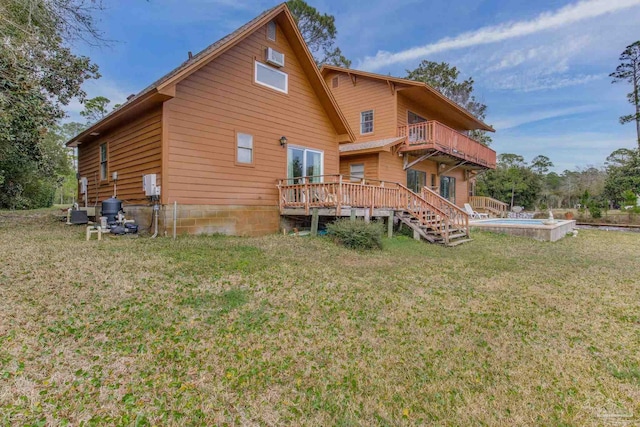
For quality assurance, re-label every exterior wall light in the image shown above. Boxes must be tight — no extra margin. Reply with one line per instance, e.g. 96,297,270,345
279,136,288,147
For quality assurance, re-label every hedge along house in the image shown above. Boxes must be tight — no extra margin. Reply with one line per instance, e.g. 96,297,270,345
67,4,354,236
320,65,501,211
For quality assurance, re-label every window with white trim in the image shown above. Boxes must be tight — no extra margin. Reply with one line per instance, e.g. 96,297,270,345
255,61,288,93
360,110,374,134
100,143,108,180
350,163,364,182
236,133,253,164
267,21,276,41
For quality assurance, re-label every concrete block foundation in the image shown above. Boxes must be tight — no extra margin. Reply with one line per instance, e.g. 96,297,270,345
124,204,281,236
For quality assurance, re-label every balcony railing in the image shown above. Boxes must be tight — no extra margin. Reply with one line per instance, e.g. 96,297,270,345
398,121,496,168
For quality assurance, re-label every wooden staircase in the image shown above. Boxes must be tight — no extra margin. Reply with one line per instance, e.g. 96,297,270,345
395,184,471,246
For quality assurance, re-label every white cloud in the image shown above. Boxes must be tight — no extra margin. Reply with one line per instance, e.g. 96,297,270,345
484,35,590,73
491,105,601,130
490,73,604,92
358,0,640,70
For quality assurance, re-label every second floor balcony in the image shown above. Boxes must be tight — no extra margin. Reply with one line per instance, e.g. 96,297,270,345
398,121,496,169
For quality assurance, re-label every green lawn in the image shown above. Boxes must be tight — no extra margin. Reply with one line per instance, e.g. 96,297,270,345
1,210,640,426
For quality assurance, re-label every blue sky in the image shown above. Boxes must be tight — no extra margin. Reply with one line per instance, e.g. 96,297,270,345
68,0,640,172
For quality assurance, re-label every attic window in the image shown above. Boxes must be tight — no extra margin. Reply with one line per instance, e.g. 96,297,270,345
332,76,339,88
267,21,276,41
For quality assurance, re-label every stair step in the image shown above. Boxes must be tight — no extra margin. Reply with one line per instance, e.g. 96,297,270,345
446,238,474,247
448,232,468,239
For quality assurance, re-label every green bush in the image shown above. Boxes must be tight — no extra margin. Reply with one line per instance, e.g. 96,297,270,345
622,190,638,208
326,219,384,250
587,202,602,219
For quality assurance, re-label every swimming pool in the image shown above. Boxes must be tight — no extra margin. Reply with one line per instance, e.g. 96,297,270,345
478,219,551,225
471,218,576,241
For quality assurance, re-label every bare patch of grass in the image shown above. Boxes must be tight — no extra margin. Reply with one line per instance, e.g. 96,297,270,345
1,210,640,425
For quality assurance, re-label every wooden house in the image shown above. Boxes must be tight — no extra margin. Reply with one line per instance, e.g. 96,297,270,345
320,65,497,208
68,4,353,236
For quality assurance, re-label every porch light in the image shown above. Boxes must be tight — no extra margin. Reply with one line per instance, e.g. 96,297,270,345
279,136,288,147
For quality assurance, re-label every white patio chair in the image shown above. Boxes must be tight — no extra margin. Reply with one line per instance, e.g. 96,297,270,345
464,203,489,219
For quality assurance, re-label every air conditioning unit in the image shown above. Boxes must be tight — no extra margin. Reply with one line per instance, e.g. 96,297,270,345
266,47,285,67
142,174,160,197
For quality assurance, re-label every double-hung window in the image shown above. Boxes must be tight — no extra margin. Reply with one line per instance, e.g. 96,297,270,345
100,143,108,180
236,133,253,164
360,110,374,134
350,163,364,182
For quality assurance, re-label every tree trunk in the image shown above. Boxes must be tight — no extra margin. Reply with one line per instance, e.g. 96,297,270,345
635,80,640,150
510,182,515,209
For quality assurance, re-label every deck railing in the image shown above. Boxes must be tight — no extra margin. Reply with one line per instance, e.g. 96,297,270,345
469,196,508,217
421,186,469,239
277,175,401,214
397,121,496,168
277,175,470,244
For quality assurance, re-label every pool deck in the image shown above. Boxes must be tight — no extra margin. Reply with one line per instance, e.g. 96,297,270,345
470,219,577,242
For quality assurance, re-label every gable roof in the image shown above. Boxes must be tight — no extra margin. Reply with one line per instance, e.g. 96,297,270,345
68,4,354,147
320,65,494,133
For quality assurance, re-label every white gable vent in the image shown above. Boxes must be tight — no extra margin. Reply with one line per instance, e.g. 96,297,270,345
266,47,285,68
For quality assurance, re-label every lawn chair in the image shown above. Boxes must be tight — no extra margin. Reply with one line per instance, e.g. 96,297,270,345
464,203,489,219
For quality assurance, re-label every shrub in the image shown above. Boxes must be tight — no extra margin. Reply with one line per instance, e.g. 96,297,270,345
622,190,638,209
587,202,602,219
326,219,384,250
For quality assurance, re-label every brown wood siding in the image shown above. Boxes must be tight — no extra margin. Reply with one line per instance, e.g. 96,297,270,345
398,94,427,127
377,151,404,184
339,154,378,181
165,23,340,206
376,154,469,205
397,93,467,132
324,72,396,143
77,106,162,205
377,153,439,185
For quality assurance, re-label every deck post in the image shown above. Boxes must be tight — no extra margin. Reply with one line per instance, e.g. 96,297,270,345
388,211,394,238
364,208,370,223
350,209,356,222
304,177,310,216
336,175,342,217
311,208,319,236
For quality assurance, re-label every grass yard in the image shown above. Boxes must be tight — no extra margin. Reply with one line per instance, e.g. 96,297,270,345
1,210,640,426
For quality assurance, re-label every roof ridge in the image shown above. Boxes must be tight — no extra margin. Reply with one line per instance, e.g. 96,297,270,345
321,65,494,132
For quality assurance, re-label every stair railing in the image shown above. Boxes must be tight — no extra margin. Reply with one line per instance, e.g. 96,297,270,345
421,186,470,239
396,184,453,244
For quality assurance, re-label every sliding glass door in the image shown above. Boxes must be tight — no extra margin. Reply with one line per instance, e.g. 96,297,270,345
287,147,323,183
407,169,426,193
440,176,456,203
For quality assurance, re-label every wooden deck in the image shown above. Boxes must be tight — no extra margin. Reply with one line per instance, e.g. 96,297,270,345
397,121,496,168
277,175,470,245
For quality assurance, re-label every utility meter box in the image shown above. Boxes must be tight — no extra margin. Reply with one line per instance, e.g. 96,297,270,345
79,177,88,194
142,174,160,197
